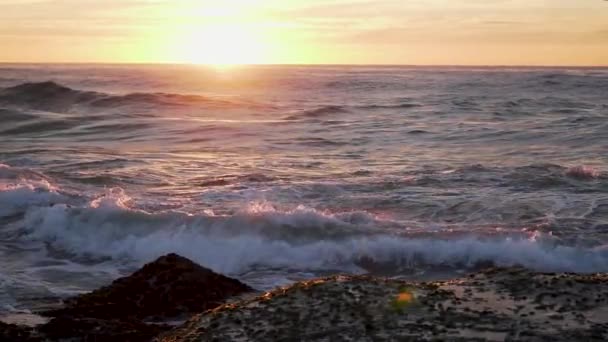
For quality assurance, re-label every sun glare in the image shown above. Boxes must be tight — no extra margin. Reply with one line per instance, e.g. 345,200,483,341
175,24,266,66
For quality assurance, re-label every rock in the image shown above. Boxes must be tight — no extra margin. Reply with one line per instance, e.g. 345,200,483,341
44,253,254,321
159,268,608,342
38,317,168,342
0,321,40,342
39,253,254,341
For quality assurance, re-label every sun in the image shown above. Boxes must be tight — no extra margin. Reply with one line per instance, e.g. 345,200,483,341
176,24,267,66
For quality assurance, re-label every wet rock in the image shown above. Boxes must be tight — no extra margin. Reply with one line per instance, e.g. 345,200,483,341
44,253,253,320
39,316,169,342
0,321,40,342
160,268,608,342
39,253,253,341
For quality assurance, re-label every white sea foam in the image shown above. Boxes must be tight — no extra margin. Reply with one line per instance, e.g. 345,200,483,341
566,165,600,179
18,197,608,276
0,168,64,218
1,172,607,277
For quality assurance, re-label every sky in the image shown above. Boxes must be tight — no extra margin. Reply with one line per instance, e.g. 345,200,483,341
0,0,607,66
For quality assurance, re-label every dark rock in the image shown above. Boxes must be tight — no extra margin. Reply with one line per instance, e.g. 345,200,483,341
159,269,608,342
39,316,169,342
38,253,253,341
0,322,40,342
44,253,253,320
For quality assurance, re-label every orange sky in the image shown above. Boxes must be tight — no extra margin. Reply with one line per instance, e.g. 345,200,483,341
0,0,607,65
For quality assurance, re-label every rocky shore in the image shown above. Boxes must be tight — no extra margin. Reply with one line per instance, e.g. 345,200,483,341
2,254,607,341
1,254,253,342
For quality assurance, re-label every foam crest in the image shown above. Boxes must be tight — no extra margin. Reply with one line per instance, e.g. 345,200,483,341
19,203,608,276
89,187,133,210
240,202,379,227
566,165,601,180
0,165,64,217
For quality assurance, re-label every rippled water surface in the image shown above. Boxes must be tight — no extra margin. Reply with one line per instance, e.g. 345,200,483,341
1,64,607,314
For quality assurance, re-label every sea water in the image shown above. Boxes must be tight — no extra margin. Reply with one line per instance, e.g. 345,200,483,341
1,64,607,315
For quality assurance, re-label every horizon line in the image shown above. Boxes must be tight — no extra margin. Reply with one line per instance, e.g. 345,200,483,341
1,62,607,68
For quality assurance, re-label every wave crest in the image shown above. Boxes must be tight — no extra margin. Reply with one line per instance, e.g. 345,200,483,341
284,105,349,120
3,164,608,280
15,196,608,276
0,165,64,218
0,81,247,113
565,165,600,180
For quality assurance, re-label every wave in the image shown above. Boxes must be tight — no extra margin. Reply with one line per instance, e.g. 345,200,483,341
0,174,605,276
196,174,278,188
393,163,607,199
502,97,597,111
283,102,423,121
2,164,607,280
0,118,79,136
0,108,39,122
283,105,349,120
565,165,601,180
0,81,249,113
359,103,422,110
19,200,608,276
0,164,67,218
445,163,605,186
504,164,605,189
0,81,99,113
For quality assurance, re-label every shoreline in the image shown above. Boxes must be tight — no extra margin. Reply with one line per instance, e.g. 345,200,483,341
2,254,607,341
161,268,608,341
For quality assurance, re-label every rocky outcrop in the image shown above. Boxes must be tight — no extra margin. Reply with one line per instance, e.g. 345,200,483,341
160,268,608,341
38,253,253,341
0,321,40,342
6,256,608,341
38,316,168,342
44,253,253,321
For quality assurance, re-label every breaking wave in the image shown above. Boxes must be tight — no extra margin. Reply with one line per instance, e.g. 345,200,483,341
2,174,607,277
0,164,66,217
21,202,608,276
565,165,601,180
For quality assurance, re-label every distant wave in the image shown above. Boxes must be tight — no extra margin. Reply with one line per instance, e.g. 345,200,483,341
283,102,422,121
0,118,78,136
196,174,278,188
536,72,608,85
565,165,601,180
434,163,606,191
0,81,254,113
0,108,39,122
0,81,96,112
283,105,349,120
359,103,422,110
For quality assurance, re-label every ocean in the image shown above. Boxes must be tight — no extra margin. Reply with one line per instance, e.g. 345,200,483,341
1,64,607,316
